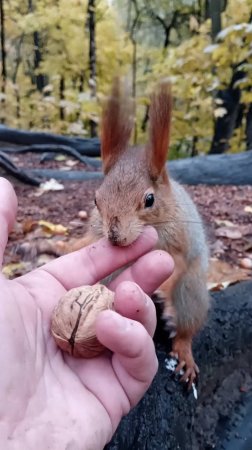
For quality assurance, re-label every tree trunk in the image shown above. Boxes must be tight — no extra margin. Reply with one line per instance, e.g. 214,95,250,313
16,88,20,120
59,76,65,120
206,0,227,25
132,38,137,144
33,31,47,91
28,0,47,92
210,0,222,40
0,0,6,123
87,0,97,137
209,71,244,154
246,103,252,150
79,72,85,92
12,34,24,84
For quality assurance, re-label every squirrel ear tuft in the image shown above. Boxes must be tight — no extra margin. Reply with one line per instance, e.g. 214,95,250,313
147,80,172,181
100,77,135,174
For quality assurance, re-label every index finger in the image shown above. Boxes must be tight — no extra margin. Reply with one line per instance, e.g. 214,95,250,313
41,226,158,290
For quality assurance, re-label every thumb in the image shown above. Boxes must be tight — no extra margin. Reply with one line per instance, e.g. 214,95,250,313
0,178,18,267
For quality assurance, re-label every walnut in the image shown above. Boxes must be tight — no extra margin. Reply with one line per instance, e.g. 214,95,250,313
51,284,114,358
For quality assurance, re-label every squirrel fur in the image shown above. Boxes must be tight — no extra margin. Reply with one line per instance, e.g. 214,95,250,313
59,79,210,386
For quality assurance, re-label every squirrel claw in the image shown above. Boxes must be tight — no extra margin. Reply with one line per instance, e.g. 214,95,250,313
170,336,199,389
180,365,199,389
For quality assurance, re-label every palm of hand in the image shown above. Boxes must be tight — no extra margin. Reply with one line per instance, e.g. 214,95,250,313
2,273,145,447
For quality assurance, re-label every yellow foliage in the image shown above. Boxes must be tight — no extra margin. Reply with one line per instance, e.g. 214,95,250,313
1,0,252,155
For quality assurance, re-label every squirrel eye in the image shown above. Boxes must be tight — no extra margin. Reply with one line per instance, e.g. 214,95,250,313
144,193,154,208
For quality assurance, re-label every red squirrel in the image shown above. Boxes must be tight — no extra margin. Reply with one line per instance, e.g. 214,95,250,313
24,79,209,386
75,78,210,387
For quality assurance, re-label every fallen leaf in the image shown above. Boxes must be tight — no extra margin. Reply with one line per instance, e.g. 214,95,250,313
210,239,226,256
244,206,252,213
215,227,242,239
2,262,30,278
207,281,231,291
214,219,235,227
207,258,251,291
60,166,72,171
55,154,67,162
39,179,64,192
240,257,252,269
65,160,78,168
38,220,68,235
22,219,38,234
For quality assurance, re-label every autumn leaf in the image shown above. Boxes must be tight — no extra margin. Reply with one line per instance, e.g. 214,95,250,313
214,219,235,227
39,179,64,192
55,155,67,162
240,258,252,269
65,160,78,168
38,220,68,235
22,219,38,234
215,227,242,239
2,262,30,279
207,258,251,291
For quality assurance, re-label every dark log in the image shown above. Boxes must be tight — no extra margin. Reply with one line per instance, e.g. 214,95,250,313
0,144,101,168
105,281,252,450
25,168,103,181
1,127,252,185
168,150,252,185
0,126,100,157
23,151,252,186
0,152,40,185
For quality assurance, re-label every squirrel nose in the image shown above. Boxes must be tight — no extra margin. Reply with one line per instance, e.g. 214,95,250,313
108,229,120,246
108,217,121,245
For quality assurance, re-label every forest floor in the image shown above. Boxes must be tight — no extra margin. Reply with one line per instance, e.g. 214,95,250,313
2,150,252,289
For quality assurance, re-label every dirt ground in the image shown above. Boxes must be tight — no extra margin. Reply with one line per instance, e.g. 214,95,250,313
2,151,252,285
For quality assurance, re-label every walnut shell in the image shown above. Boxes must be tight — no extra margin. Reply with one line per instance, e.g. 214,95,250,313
51,284,114,358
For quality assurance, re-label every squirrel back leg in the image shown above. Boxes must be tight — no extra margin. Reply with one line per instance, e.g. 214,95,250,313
156,255,209,387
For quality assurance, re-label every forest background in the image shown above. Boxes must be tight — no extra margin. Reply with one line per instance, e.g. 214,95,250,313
1,0,252,159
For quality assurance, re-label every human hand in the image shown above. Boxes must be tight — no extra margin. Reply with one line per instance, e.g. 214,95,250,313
0,177,174,450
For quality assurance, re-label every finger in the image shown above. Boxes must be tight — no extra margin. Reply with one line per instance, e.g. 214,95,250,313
40,226,158,290
109,250,174,296
113,281,157,337
96,310,158,407
0,178,18,266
